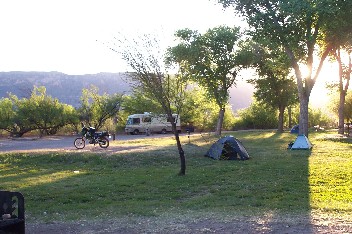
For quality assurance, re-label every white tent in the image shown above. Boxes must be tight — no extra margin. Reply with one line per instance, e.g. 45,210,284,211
291,135,312,150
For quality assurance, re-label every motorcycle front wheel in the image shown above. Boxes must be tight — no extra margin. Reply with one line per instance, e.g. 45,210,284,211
98,137,109,148
74,137,85,149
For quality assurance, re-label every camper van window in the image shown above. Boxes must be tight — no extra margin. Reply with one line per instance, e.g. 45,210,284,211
132,118,140,124
143,117,151,123
127,118,140,125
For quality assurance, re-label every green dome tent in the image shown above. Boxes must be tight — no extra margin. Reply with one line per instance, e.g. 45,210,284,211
205,136,250,160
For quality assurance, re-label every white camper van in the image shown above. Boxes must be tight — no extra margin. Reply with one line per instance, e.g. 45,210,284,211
125,113,181,135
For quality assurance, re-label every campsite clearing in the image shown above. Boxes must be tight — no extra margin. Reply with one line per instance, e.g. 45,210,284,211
1,130,351,233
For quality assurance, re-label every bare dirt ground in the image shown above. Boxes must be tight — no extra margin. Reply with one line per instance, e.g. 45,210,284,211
25,213,352,234
1,135,352,233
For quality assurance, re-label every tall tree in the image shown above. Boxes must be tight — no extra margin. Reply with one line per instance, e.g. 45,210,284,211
322,0,352,134
167,26,244,135
329,91,352,124
218,0,341,136
334,49,352,134
113,34,187,175
243,42,298,132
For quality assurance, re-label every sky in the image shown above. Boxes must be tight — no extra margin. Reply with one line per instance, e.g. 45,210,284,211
0,0,338,108
0,0,239,75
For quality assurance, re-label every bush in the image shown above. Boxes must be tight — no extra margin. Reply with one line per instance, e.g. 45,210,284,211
234,102,278,130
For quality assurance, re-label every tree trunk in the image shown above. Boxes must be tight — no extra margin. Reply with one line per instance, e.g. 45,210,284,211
285,46,331,138
277,105,285,133
288,106,292,128
171,117,186,175
175,132,186,176
299,95,309,136
215,108,225,136
338,93,345,135
337,49,351,135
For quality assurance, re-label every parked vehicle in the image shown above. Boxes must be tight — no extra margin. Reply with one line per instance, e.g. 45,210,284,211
74,124,110,149
125,113,181,135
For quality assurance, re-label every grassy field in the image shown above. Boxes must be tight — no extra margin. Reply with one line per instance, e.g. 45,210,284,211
1,130,351,223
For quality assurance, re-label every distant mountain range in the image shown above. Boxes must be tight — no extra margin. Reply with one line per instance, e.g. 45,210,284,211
0,71,253,111
0,72,132,108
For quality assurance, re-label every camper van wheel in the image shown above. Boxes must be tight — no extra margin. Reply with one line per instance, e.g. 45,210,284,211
133,129,139,135
161,129,167,134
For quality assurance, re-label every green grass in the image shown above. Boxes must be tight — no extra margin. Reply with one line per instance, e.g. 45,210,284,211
1,130,352,222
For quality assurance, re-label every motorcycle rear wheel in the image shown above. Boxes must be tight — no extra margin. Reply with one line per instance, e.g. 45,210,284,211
98,137,109,148
74,137,85,149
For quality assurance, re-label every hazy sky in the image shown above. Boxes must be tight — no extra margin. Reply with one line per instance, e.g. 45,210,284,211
0,0,240,75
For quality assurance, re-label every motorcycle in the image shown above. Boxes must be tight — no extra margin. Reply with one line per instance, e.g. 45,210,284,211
74,124,110,149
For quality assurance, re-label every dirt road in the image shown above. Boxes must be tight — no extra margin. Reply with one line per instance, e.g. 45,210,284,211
0,133,177,153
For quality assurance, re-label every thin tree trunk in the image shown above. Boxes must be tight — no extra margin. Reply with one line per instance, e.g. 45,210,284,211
175,132,186,176
288,106,292,128
171,116,186,175
277,105,285,133
337,49,351,135
215,108,225,136
338,93,345,135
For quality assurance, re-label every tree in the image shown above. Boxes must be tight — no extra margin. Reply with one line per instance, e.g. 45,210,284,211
78,85,122,130
113,34,187,175
333,49,352,134
167,26,244,135
218,0,342,136
25,86,78,135
234,101,278,130
322,1,352,134
3,86,78,137
180,86,235,131
329,91,352,124
122,90,164,115
244,42,298,132
0,98,16,132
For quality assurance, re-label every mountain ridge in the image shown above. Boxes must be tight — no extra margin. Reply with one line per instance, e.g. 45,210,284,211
0,71,253,111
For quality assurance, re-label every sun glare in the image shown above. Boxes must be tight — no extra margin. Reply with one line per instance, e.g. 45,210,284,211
310,61,339,109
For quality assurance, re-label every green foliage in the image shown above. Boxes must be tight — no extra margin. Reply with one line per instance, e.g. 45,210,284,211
180,86,220,131
321,0,352,51
168,26,247,135
242,40,299,131
26,87,79,135
0,98,15,131
245,42,298,109
308,108,335,128
329,91,352,122
1,86,79,137
78,85,122,130
218,0,339,59
218,0,346,136
234,101,278,129
122,92,163,114
290,105,336,128
168,26,242,109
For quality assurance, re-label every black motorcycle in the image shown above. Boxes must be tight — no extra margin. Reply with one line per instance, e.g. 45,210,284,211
74,125,110,149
